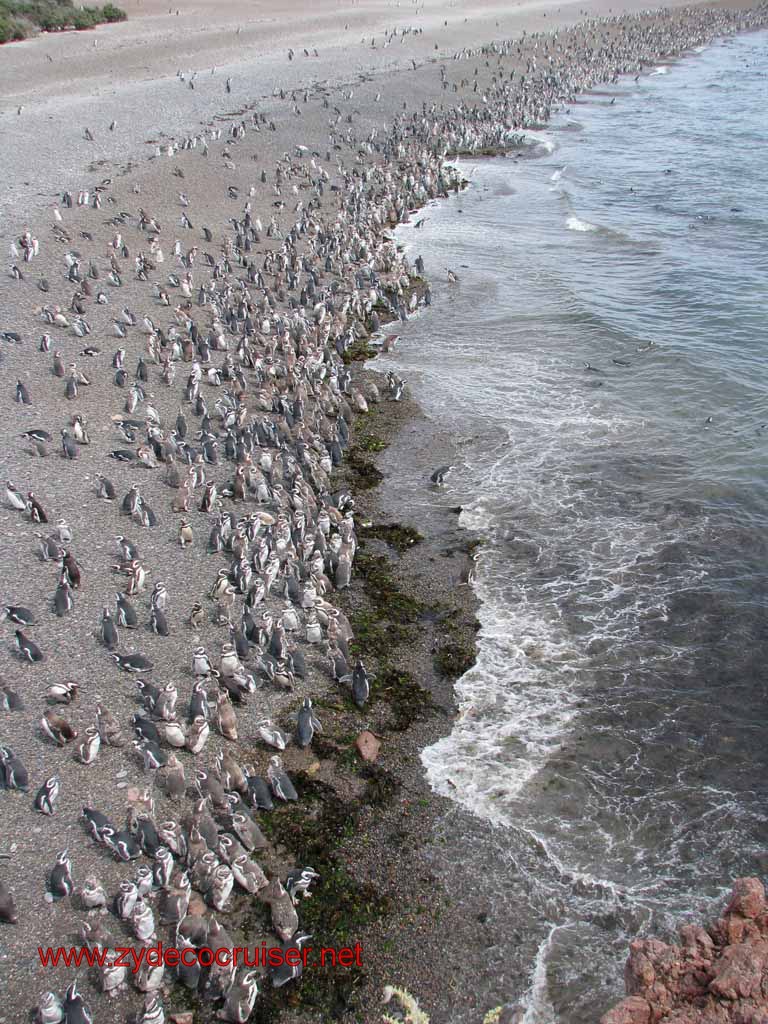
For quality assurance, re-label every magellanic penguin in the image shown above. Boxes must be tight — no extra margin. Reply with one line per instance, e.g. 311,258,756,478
48,849,73,899
34,774,61,815
0,880,18,923
15,630,43,662
0,747,29,790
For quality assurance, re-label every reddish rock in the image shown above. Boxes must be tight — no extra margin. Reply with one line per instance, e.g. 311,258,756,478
709,941,768,1001
679,925,714,957
600,996,652,1024
726,878,765,920
625,944,657,994
355,730,381,762
604,879,768,1024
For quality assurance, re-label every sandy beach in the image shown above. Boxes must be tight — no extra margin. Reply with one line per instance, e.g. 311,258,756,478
1,2,767,1023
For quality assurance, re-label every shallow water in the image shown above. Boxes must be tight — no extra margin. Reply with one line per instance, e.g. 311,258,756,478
383,28,768,1022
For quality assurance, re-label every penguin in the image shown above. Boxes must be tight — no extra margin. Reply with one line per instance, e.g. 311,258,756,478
190,602,206,630
150,582,168,611
61,980,92,1024
0,685,24,712
133,715,160,745
15,380,31,405
352,658,371,708
116,592,139,628
157,752,186,800
97,704,125,747
296,696,322,747
62,550,81,588
101,607,120,648
48,850,73,899
60,430,79,460
5,481,26,511
187,678,209,722
149,605,170,636
257,719,289,751
192,646,212,675
138,993,165,1024
262,876,299,940
76,726,101,765
81,805,113,844
41,710,78,746
186,716,210,755
96,473,116,500
21,428,52,447
231,853,268,896
1,605,35,626
34,774,61,815
244,769,274,811
45,680,78,704
179,518,194,547
35,993,62,1024
53,575,74,616
15,629,43,662
135,739,168,770
131,897,156,942
0,883,17,924
26,492,49,523
270,934,313,988
430,464,452,485
112,651,153,673
267,755,298,801
78,876,106,910
218,969,259,1022
114,879,139,919
215,690,238,741
104,826,143,862
0,747,29,790
285,866,320,903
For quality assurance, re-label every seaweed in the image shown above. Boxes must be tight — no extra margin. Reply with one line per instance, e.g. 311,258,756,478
253,773,393,1019
360,522,423,553
355,433,389,453
373,666,434,731
345,448,384,491
433,640,476,680
354,552,425,624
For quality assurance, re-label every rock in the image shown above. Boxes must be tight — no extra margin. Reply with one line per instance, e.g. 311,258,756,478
355,730,381,762
604,879,768,1024
600,996,651,1024
709,941,768,1000
625,943,657,993
726,878,765,920
170,1014,194,1024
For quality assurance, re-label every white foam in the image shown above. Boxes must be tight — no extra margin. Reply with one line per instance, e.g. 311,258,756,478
522,926,561,1024
651,65,670,75
566,215,597,232
521,130,556,155
549,167,566,182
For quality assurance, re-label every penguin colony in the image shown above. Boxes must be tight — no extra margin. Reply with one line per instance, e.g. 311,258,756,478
2,5,766,1023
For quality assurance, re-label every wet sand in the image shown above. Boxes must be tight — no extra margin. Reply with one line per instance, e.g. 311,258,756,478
1,3,767,1024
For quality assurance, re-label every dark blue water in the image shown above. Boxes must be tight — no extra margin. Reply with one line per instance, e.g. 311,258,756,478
385,29,768,1022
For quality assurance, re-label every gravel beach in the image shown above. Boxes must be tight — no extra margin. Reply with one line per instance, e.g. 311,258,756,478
1,2,767,1023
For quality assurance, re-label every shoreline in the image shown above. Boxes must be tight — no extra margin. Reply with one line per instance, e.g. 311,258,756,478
1,5,768,1024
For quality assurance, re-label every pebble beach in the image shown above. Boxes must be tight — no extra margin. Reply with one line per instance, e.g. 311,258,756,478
1,2,767,1023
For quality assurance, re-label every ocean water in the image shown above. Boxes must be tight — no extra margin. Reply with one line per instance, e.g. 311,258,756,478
384,28,768,1023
